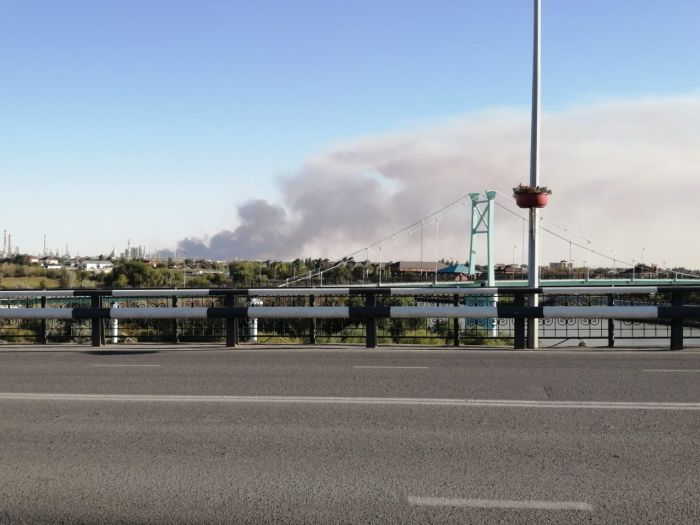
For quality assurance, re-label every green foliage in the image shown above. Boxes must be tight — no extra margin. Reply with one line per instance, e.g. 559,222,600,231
105,261,168,288
9,254,32,265
512,183,552,196
229,261,257,286
58,269,78,288
0,263,47,278
186,276,212,288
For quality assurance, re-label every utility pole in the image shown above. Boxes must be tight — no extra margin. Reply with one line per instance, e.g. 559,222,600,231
527,0,541,349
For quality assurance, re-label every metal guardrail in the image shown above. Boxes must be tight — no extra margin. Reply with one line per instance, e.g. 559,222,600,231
0,286,698,349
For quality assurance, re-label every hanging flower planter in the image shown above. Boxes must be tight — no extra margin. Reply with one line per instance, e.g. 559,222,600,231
513,184,552,209
515,192,549,208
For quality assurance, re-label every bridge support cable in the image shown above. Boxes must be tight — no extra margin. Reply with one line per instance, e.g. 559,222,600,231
434,219,439,285
495,189,700,281
494,199,638,268
280,191,474,288
420,219,424,277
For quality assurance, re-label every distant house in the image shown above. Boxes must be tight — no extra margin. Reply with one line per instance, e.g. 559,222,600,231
194,269,225,276
437,263,473,281
495,264,523,277
549,260,571,270
40,257,59,268
79,260,113,273
389,261,449,275
620,264,657,279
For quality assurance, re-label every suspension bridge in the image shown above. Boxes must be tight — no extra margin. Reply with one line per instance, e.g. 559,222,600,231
280,188,700,289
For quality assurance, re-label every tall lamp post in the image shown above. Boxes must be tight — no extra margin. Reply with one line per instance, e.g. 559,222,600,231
527,0,542,348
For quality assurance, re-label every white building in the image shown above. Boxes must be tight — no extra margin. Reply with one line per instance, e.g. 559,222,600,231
40,257,60,267
79,260,113,273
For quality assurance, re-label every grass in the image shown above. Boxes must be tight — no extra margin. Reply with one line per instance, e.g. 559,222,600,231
0,277,61,289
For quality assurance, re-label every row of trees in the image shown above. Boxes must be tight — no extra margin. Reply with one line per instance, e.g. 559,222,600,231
101,259,372,288
0,257,453,289
5,255,698,290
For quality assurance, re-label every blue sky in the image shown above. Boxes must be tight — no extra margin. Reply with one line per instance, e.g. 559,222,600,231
1,1,699,258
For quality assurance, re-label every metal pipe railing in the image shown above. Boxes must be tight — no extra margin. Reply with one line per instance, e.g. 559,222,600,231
0,286,697,350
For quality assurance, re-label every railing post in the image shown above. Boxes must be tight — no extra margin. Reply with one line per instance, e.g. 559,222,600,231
366,293,377,349
171,296,179,344
38,295,47,344
225,293,238,348
670,290,684,351
452,294,460,347
607,294,615,348
109,302,119,344
91,294,102,347
308,295,316,344
514,292,526,349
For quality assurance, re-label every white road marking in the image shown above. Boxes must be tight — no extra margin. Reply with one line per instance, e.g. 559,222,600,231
408,496,594,512
0,393,698,410
643,369,700,373
353,365,429,369
92,364,161,368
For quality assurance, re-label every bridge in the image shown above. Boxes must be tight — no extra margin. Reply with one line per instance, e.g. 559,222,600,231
1,191,698,350
280,188,699,289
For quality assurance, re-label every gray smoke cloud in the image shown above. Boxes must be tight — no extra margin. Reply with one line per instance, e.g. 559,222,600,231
175,94,700,267
178,200,289,260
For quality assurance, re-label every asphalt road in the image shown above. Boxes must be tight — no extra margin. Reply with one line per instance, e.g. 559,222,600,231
0,345,699,524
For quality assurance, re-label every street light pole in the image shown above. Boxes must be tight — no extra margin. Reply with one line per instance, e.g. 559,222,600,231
527,0,541,349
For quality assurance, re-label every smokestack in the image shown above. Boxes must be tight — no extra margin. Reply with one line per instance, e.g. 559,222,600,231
2,230,6,256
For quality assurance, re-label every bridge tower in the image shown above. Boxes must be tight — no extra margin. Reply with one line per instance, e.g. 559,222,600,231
467,191,498,336
467,191,496,286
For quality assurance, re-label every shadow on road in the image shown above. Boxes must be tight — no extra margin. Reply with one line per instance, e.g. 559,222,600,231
81,350,161,356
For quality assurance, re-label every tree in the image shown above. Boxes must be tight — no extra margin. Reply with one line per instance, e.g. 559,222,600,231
229,261,256,286
58,269,78,288
105,261,167,288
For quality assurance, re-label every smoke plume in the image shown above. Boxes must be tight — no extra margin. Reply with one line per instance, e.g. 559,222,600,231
175,94,700,267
